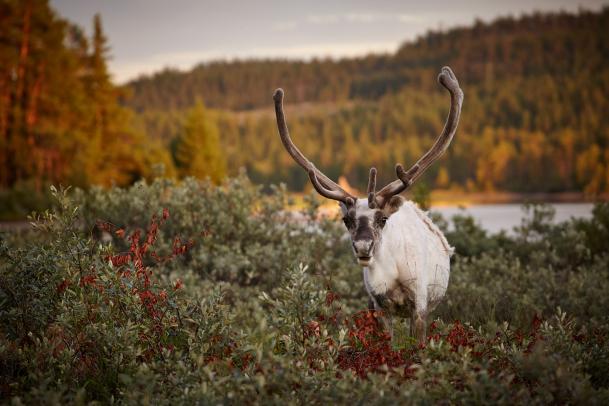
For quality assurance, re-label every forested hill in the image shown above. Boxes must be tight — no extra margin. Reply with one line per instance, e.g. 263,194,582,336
1,2,608,211
126,8,609,112
127,8,609,196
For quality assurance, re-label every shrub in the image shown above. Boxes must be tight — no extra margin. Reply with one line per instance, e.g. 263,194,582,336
0,180,608,403
0,187,239,402
74,175,358,292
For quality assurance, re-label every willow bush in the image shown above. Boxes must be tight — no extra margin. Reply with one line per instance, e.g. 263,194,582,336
1,178,608,404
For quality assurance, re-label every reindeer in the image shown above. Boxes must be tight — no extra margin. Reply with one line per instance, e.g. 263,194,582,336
273,67,463,343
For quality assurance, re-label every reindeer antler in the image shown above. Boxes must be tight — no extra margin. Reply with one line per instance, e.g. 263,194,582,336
273,89,356,206
274,66,462,209
373,66,463,208
367,167,377,208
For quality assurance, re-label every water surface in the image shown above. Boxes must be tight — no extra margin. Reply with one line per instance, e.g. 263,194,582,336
432,203,594,234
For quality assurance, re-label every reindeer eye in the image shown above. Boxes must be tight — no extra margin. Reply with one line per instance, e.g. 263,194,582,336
378,216,388,228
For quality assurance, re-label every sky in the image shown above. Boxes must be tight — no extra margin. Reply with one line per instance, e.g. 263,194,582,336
51,0,608,84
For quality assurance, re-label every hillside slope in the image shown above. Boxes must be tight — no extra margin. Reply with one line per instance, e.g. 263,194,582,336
126,9,608,112
128,8,609,195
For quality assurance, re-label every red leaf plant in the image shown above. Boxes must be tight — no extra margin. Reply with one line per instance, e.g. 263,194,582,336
95,210,196,358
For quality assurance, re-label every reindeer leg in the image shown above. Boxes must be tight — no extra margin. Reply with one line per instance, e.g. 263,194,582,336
409,315,415,338
368,297,375,310
370,297,393,340
382,314,393,340
413,309,427,345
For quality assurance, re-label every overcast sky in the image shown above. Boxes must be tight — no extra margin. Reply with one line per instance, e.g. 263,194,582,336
51,0,607,83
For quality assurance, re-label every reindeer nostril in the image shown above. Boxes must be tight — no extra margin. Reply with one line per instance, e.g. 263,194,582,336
354,239,374,256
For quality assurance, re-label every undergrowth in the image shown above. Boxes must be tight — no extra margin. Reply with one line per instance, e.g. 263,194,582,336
0,177,608,404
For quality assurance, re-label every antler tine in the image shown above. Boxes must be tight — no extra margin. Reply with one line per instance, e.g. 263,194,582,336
396,163,420,187
367,167,377,208
308,167,354,205
374,66,463,208
274,88,355,205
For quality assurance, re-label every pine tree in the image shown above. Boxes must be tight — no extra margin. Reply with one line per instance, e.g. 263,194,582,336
436,167,450,189
174,101,226,183
90,13,112,135
80,14,173,186
0,0,90,189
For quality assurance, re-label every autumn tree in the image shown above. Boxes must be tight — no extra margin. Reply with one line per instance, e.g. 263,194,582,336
0,1,175,199
3,2,609,200
131,8,609,196
0,0,84,189
174,101,226,183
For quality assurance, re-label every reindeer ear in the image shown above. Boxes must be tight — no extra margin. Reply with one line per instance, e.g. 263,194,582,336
384,195,404,215
339,201,349,216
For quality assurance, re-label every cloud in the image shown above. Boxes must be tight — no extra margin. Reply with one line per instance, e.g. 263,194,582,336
249,41,399,58
109,41,400,83
345,13,389,23
109,50,226,83
306,14,340,25
397,14,427,23
306,12,428,26
271,21,299,32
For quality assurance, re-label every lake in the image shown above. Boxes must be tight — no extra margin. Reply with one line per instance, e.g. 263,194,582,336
432,203,595,234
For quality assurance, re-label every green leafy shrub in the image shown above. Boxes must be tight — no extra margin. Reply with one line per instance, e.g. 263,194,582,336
435,203,609,330
1,180,608,404
75,175,357,292
0,187,241,402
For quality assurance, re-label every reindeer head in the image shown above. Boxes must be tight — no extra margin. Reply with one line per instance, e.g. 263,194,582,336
338,192,405,266
273,66,463,266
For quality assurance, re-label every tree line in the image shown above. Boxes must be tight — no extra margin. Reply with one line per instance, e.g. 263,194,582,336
132,7,609,195
1,1,608,200
0,0,178,192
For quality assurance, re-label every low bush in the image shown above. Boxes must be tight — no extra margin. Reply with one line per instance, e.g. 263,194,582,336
0,178,608,404
74,175,357,292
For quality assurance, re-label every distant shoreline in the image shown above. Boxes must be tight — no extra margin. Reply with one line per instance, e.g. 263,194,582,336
1,192,605,228
428,191,607,207
286,191,607,214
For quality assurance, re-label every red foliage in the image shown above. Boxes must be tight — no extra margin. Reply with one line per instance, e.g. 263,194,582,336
330,302,551,381
325,290,339,306
337,310,412,378
56,279,69,294
79,274,97,287
526,314,543,352
158,290,167,301
95,209,197,358
305,320,321,338
46,209,253,380
172,236,194,256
